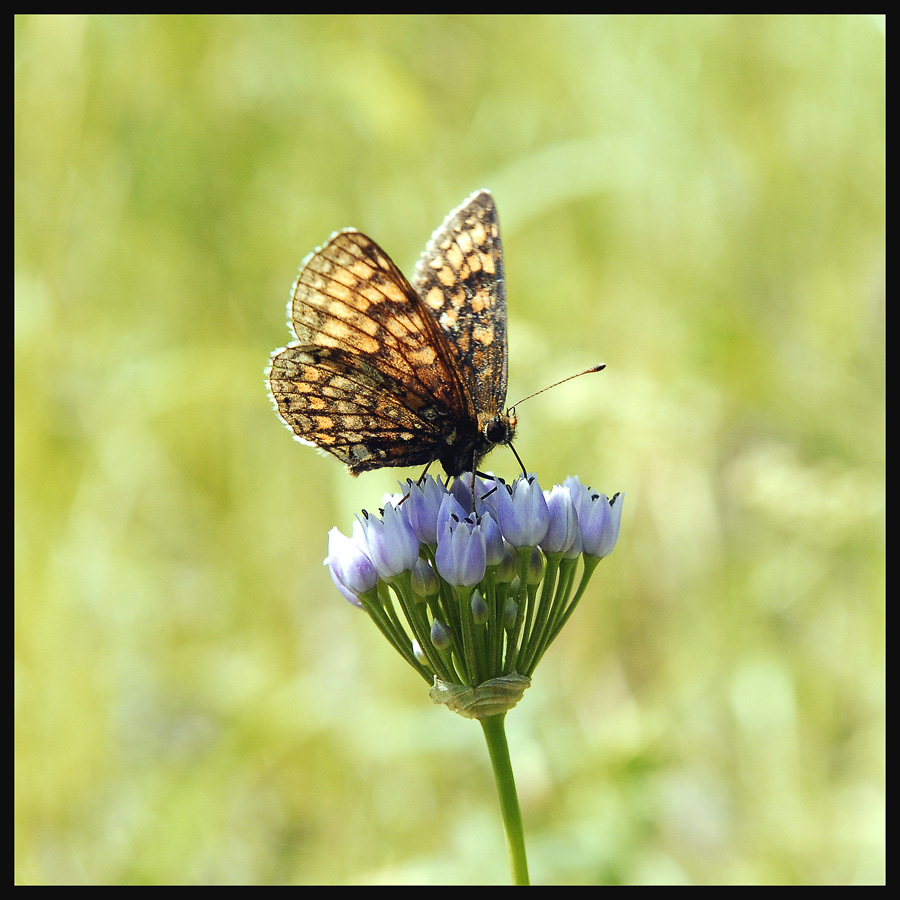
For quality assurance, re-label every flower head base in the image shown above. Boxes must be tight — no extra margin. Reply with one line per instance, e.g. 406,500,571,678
430,672,532,719
325,473,623,718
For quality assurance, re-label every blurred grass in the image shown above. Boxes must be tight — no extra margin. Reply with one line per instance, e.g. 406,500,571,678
15,14,884,885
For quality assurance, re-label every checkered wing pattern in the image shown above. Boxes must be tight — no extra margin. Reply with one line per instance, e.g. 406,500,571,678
267,190,515,477
411,190,509,429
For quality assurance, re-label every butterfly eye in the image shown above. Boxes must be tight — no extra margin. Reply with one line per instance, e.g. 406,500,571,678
485,418,509,444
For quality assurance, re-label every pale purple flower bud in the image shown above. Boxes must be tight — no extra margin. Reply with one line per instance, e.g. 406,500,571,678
471,590,488,625
496,545,518,582
326,561,363,607
436,492,470,542
563,526,583,559
411,557,439,600
434,516,487,587
402,474,446,545
481,511,505,567
563,475,591,520
575,488,624,559
495,474,550,548
541,484,579,554
361,503,420,580
527,547,545,585
448,473,482,510
473,473,504,522
431,619,452,650
325,523,377,606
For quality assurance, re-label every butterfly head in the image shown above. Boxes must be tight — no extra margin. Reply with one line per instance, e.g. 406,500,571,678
437,409,518,478
485,409,517,447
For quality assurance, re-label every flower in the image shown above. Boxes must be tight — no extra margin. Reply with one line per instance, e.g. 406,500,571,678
360,501,420,580
526,547,545,585
325,522,377,606
481,510,506,567
541,484,579,554
434,515,487,588
471,590,489,625
495,474,550,548
402,474,445,545
325,471,622,717
435,491,471,543
411,557,439,600
431,618,452,649
566,476,624,559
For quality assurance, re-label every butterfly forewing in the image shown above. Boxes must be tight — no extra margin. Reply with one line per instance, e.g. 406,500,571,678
411,190,509,426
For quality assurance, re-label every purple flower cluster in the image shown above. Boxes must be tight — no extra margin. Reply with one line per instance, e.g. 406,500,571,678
325,472,622,704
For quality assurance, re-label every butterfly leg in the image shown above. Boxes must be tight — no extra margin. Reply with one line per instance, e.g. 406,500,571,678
396,460,438,507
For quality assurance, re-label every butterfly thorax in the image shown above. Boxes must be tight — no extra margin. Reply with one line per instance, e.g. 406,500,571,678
440,410,517,477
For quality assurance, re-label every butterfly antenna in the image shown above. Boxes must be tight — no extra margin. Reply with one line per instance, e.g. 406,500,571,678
507,364,606,410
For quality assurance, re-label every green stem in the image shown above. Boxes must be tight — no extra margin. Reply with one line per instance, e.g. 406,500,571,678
479,713,530,885
546,555,601,647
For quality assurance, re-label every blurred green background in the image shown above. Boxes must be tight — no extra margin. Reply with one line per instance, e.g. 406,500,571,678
15,15,884,885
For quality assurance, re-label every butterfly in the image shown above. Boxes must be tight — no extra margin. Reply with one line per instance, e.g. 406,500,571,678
267,189,518,477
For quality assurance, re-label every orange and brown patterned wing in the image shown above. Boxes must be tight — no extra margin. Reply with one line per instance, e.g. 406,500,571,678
411,190,509,426
267,229,474,473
